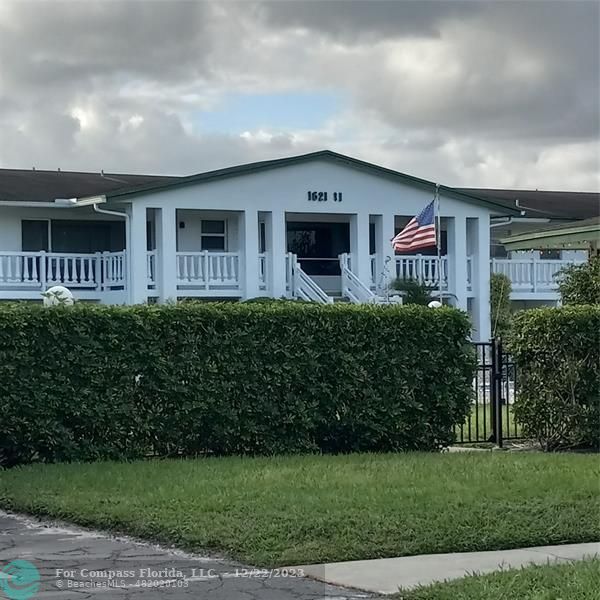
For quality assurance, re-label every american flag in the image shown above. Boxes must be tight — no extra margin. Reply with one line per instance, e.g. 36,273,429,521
391,200,437,252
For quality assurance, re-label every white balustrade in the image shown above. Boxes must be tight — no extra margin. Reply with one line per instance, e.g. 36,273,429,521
0,251,126,291
102,252,126,289
146,250,157,288
285,252,294,296
0,249,585,301
339,253,377,304
491,258,585,293
176,252,240,289
258,253,267,291
467,256,473,291
369,254,377,287
394,254,449,289
288,253,332,304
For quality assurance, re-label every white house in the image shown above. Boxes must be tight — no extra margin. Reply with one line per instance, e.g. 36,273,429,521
0,151,596,340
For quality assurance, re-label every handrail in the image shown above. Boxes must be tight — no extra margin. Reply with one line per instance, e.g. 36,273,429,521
289,253,332,304
339,253,377,304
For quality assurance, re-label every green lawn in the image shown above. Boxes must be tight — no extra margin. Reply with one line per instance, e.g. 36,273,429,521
455,404,522,443
397,559,600,600
0,453,598,567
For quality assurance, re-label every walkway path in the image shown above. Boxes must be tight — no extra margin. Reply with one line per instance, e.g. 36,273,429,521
0,512,373,599
296,542,600,595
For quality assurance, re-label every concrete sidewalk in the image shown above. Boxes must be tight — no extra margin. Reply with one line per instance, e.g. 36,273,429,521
0,511,373,599
295,542,600,595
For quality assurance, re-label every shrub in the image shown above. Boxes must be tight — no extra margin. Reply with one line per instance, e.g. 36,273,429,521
556,256,600,305
490,272,512,340
391,278,436,305
0,303,475,466
510,306,600,451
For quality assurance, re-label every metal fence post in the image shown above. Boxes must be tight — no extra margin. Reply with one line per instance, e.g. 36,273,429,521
491,338,504,448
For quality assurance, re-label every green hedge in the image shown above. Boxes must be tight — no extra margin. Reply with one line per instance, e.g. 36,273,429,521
0,303,475,466
510,306,600,451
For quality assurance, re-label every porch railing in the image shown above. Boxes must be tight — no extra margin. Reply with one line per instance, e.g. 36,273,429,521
0,251,126,291
288,253,332,304
176,251,240,289
394,255,449,289
491,258,585,293
339,253,376,304
147,250,157,289
258,253,267,291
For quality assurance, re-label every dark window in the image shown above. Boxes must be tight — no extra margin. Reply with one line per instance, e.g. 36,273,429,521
146,219,155,251
50,221,125,253
199,219,226,251
286,222,350,276
22,220,49,251
540,249,561,260
201,220,225,234
201,236,226,251
369,222,376,255
259,221,266,254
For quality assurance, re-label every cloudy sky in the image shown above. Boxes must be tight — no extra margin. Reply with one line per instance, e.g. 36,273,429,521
0,0,598,190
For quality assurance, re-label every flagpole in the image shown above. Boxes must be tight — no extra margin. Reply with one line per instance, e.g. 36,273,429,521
435,184,443,303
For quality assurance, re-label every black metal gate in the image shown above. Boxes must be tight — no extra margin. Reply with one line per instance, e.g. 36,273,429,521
454,339,522,447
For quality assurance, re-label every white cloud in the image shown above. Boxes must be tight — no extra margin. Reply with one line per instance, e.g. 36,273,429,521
0,0,597,190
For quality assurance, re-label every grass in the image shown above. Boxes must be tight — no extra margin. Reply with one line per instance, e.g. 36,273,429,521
0,453,598,567
396,559,600,600
455,404,522,442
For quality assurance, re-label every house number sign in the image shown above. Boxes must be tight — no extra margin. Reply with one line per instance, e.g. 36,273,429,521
307,191,343,202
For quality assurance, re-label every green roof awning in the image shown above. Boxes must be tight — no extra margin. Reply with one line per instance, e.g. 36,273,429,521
501,217,600,251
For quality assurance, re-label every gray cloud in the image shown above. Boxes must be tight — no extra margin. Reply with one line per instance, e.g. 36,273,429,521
0,0,597,190
258,0,476,41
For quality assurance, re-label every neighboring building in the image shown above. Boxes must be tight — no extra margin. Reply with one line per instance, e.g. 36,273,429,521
458,187,597,308
502,217,600,255
0,150,597,339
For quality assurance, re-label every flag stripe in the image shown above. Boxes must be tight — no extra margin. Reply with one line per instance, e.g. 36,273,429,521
391,200,437,252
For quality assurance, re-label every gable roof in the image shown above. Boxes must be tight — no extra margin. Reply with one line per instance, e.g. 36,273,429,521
2,151,597,220
0,168,178,203
457,188,599,220
96,150,521,215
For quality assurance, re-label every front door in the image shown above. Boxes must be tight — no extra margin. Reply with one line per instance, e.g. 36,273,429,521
286,222,350,276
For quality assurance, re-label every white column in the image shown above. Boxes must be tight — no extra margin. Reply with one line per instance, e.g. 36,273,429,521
128,203,148,304
349,212,371,283
266,209,287,298
241,209,260,299
447,215,468,310
157,206,177,303
471,215,491,341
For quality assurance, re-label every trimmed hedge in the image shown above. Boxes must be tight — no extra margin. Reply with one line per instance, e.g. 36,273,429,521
510,306,600,451
0,303,475,466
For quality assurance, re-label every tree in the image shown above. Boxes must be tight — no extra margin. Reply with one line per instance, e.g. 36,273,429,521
490,272,512,339
556,256,600,305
